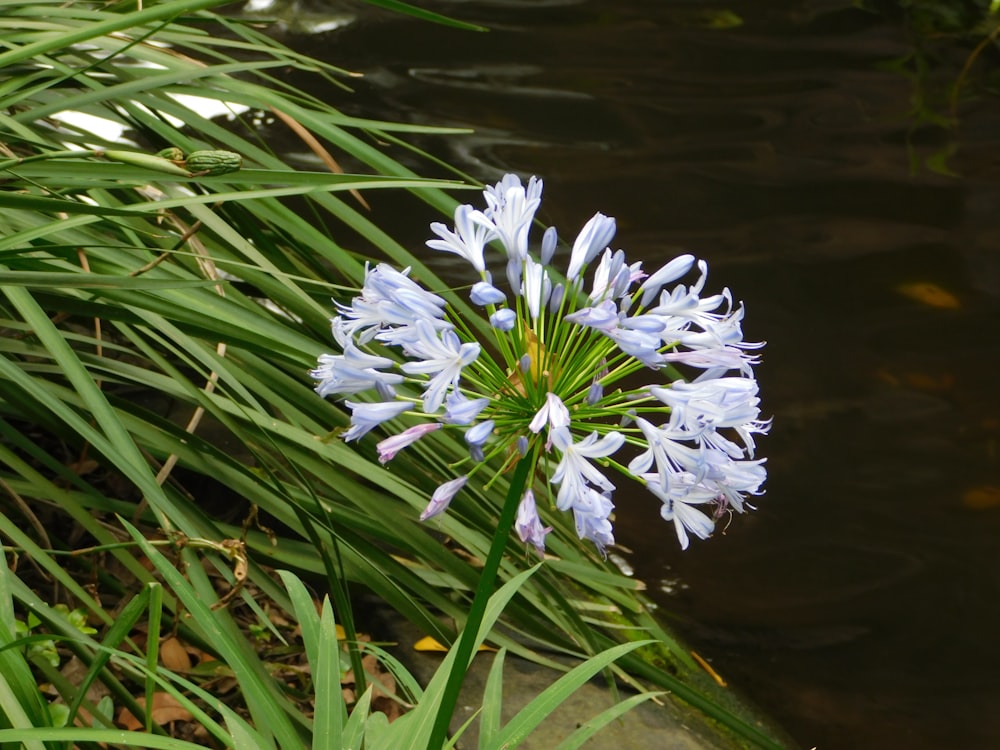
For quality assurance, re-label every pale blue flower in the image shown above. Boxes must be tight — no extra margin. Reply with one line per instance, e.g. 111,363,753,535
400,321,481,413
548,282,565,313
698,449,767,513
540,226,558,265
515,489,551,555
364,264,447,318
589,249,626,302
566,212,616,282
311,346,403,397
490,308,516,331
627,417,707,491
607,327,664,368
470,281,506,306
339,264,449,342
426,204,494,273
563,299,620,332
643,473,717,550
650,378,768,457
551,428,625,512
572,489,616,553
481,174,542,261
528,392,571,434
420,475,468,521
465,419,495,448
315,173,767,553
661,346,759,377
638,253,695,308
587,381,603,405
521,256,551,321
343,400,410,442
377,423,441,463
443,390,489,425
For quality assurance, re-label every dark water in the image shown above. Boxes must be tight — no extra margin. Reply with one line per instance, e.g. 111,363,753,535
260,1,1000,747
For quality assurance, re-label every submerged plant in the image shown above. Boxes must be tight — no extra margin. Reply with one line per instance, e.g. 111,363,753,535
314,173,769,552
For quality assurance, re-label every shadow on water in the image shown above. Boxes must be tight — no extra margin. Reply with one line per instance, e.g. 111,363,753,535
249,1,1000,746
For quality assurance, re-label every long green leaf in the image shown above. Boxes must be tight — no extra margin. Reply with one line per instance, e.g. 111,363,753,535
485,640,655,750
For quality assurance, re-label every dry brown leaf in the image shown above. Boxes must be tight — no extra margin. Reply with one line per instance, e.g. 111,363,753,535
413,635,495,653
896,281,960,309
160,636,192,672
117,692,193,730
962,486,1000,510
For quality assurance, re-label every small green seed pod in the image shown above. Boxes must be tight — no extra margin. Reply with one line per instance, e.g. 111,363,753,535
184,150,243,177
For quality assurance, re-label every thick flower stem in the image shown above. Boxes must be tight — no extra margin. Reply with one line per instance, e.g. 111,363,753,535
427,455,533,750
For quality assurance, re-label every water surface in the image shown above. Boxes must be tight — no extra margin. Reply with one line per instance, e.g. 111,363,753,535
263,2,1000,746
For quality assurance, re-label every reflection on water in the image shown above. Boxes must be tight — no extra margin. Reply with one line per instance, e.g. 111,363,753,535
259,2,1000,747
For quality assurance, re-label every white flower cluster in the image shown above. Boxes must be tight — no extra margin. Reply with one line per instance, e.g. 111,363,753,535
314,174,769,552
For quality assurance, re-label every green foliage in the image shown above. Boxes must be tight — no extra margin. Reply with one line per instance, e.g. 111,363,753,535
0,0,787,748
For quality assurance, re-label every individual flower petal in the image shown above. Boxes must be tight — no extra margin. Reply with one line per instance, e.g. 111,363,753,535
551,427,625,512
638,253,696,308
377,423,441,463
515,489,551,555
529,392,571,434
540,226,558,265
426,204,494,272
465,419,495,447
650,378,767,457
481,174,542,261
627,417,706,491
311,350,404,397
342,400,410,442
643,472,717,550
521,256,551,321
573,493,616,555
490,308,516,331
400,322,481,413
566,212,616,283
564,299,621,332
420,475,468,521
470,281,507,306
442,390,489,425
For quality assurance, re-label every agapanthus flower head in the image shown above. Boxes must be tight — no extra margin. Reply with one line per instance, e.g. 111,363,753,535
313,174,768,553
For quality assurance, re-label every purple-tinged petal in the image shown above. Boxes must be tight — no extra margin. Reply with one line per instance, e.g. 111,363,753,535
515,489,551,555
420,475,468,521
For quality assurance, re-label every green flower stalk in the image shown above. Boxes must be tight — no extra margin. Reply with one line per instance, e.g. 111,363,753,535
314,173,770,747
